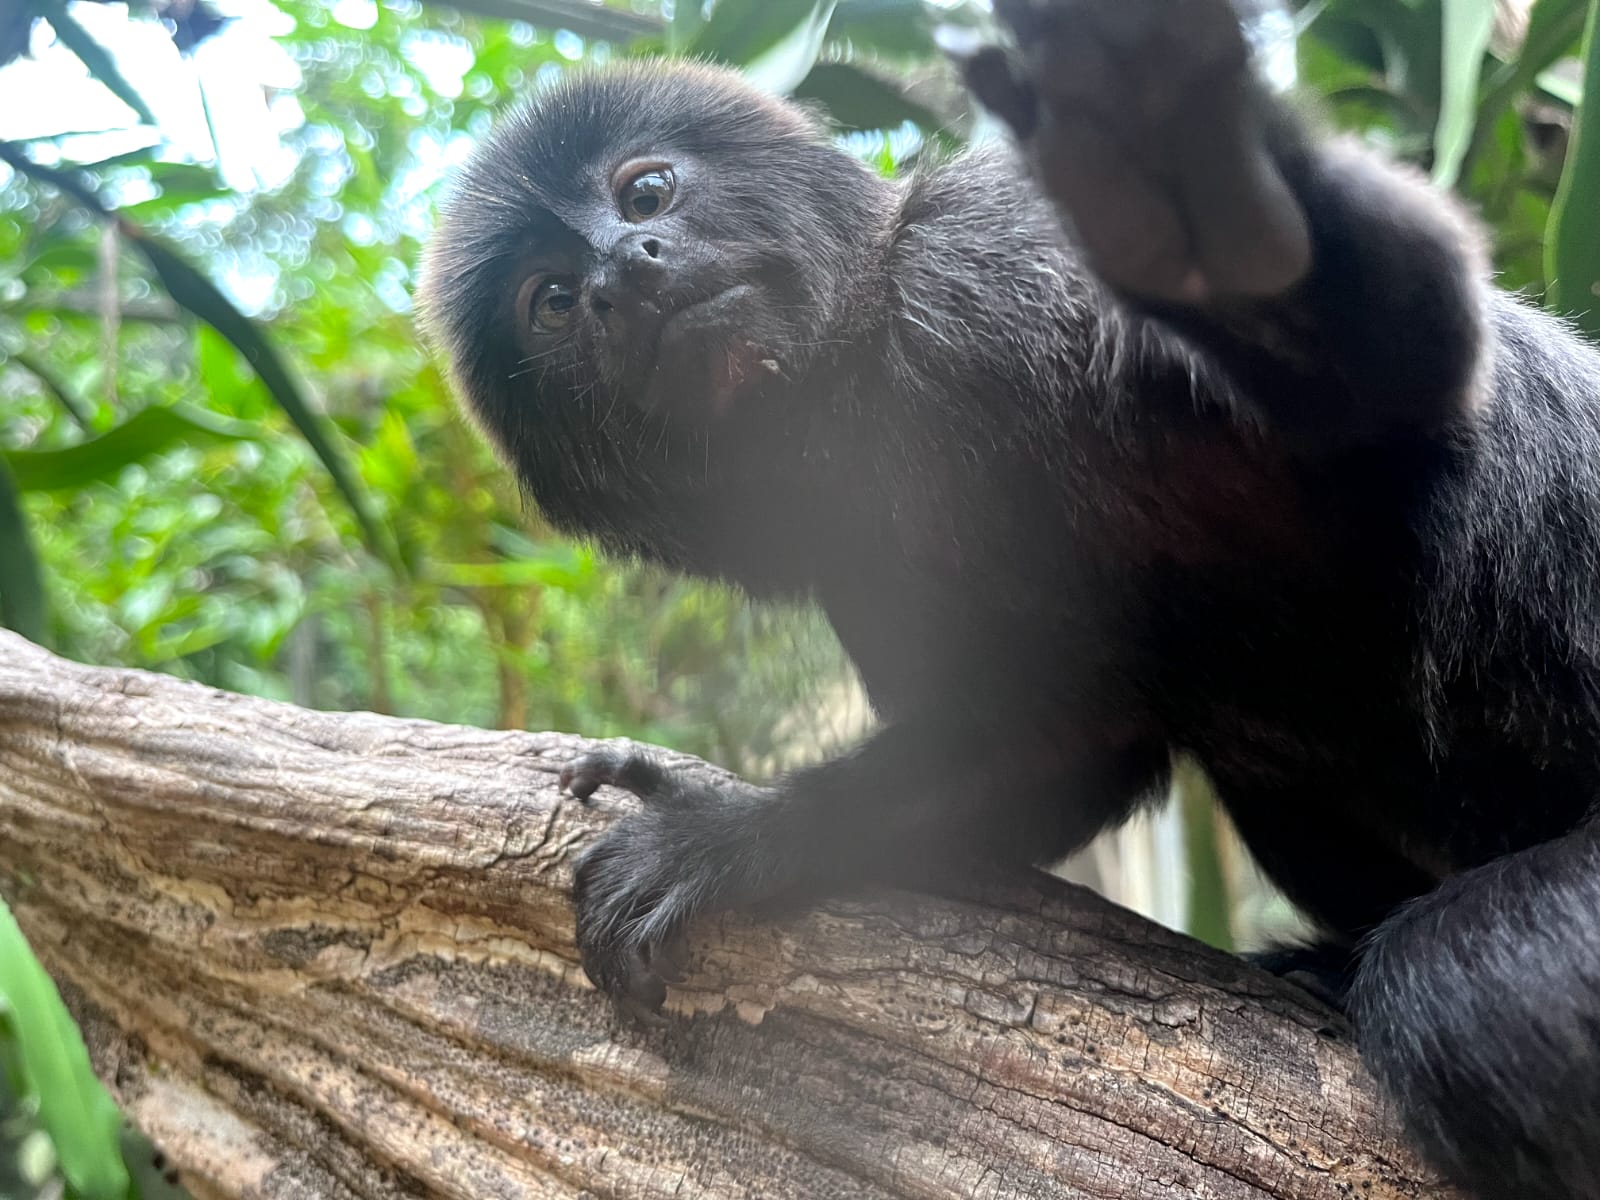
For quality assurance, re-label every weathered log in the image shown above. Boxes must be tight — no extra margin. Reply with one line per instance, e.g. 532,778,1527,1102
0,631,1454,1199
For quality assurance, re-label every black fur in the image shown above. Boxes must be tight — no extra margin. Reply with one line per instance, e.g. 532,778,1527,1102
421,2,1600,1194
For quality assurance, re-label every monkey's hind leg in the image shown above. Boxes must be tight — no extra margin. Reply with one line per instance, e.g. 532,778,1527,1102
1351,824,1600,1200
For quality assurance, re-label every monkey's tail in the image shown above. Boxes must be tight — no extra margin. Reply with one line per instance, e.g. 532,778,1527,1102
1351,824,1600,1200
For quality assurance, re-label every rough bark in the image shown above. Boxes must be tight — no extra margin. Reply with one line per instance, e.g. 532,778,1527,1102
0,632,1455,1200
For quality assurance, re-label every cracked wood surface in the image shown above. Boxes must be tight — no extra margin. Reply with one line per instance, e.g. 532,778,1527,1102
0,632,1456,1200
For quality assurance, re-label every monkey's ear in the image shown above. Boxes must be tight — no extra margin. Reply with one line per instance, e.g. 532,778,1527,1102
935,25,1036,139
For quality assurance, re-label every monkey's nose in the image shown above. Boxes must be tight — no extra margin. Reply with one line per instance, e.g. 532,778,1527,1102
592,234,671,314
613,231,668,278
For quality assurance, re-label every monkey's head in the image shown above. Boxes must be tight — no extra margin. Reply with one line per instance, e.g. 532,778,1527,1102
421,61,891,545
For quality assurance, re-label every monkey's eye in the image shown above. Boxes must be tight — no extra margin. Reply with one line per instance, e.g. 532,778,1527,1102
617,166,675,222
521,277,577,333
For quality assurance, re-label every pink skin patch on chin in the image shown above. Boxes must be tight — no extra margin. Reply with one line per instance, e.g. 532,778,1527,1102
705,341,778,417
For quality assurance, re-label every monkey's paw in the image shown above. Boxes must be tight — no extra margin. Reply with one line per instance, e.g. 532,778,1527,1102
1247,943,1355,1014
562,749,765,1018
962,0,1311,302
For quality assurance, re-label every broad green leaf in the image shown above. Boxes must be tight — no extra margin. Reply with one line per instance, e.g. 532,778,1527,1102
1,404,253,493
1460,0,1587,177
1433,0,1495,186
744,0,838,94
0,458,47,645
1547,0,1600,335
119,163,229,219
669,0,706,51
5,136,161,176
826,0,948,60
23,236,100,282
689,0,839,92
0,897,129,1200
793,61,947,133
32,0,158,127
434,548,596,591
1524,0,1591,65
2,142,396,567
1537,63,1585,105
123,228,401,569
0,142,114,217
5,350,94,430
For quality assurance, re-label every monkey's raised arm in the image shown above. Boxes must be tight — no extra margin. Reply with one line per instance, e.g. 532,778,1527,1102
966,0,1493,447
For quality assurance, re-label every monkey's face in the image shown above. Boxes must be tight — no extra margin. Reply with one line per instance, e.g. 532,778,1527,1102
422,62,886,530
493,150,783,422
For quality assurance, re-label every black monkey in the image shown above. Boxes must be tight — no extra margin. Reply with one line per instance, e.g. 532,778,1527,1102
421,1,1600,1195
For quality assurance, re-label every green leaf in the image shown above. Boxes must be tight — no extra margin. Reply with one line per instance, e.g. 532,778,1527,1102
4,350,95,430
1433,0,1496,186
792,61,947,132
0,146,396,569
1524,0,1591,65
1537,62,1585,105
32,0,158,127
690,0,839,92
0,142,108,215
745,0,838,93
0,896,129,1200
1,404,253,493
122,228,401,569
668,0,706,51
1547,0,1600,335
1460,0,1588,178
0,458,47,645
6,137,159,172
825,0,945,59
434,547,596,591
119,162,229,219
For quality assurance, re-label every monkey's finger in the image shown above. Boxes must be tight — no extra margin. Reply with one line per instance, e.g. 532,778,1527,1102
1168,90,1311,298
576,923,668,1017
645,931,691,985
1032,110,1206,303
621,945,669,1016
560,749,671,804
617,992,669,1028
942,34,1038,139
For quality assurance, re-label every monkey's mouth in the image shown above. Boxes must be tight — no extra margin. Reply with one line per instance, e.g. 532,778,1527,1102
636,285,776,419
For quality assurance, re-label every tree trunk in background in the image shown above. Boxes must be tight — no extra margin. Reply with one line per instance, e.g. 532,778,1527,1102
0,632,1457,1200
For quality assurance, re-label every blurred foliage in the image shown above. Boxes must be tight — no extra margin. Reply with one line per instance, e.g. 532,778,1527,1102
0,0,1597,1190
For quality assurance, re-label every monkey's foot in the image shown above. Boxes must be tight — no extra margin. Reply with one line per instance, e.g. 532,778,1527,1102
1247,943,1356,1013
563,749,771,1018
963,0,1311,302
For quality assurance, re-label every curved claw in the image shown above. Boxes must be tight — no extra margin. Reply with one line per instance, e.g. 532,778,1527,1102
573,816,702,1016
568,757,763,1016
561,749,673,805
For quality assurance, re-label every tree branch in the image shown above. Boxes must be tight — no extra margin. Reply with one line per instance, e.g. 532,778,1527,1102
0,632,1456,1199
